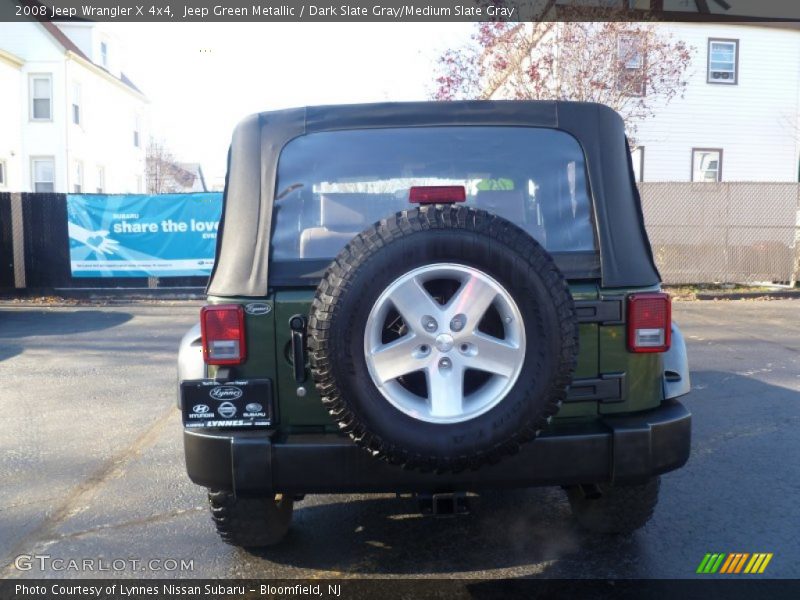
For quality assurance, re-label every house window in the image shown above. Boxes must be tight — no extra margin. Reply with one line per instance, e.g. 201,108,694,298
631,146,644,182
618,34,645,96
0,160,6,188
96,166,105,193
32,158,55,192
708,39,738,84
73,161,83,193
72,82,81,126
692,148,723,182
30,74,52,120
133,115,140,147
100,41,108,67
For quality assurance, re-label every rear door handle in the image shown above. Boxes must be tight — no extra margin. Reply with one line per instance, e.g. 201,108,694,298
289,315,307,384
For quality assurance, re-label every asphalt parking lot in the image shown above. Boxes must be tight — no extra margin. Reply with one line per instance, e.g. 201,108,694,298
1,299,798,579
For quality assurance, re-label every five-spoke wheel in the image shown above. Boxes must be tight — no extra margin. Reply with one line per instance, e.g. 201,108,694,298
364,263,526,424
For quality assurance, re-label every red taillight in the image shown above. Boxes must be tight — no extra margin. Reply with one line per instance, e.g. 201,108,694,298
409,185,466,204
201,304,246,365
627,293,671,353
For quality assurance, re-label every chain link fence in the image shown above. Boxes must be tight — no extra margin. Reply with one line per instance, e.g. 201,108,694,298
2,186,799,292
639,182,800,285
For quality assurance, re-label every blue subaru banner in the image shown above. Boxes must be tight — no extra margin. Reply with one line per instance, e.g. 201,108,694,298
66,193,223,277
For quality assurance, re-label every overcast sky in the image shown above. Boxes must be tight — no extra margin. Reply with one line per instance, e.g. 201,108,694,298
108,23,472,188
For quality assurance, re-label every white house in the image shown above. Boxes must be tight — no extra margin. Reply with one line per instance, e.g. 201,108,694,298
632,23,800,183
0,21,147,194
484,21,800,183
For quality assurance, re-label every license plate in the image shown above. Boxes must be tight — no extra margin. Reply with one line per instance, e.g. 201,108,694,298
181,379,273,429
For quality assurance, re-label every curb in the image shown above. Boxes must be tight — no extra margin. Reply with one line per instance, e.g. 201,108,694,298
0,300,204,308
0,287,206,305
693,290,800,301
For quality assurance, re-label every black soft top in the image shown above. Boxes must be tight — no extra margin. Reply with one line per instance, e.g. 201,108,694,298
207,101,660,297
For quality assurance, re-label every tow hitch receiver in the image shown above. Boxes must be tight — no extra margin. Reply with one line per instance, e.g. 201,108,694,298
417,492,470,517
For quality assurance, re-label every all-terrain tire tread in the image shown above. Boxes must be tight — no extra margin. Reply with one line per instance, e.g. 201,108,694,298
566,477,661,534
207,490,293,547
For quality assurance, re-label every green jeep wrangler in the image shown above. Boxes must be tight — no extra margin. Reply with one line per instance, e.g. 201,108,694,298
178,101,691,547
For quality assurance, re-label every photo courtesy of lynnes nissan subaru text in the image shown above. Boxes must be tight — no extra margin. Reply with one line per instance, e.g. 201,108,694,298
177,100,691,547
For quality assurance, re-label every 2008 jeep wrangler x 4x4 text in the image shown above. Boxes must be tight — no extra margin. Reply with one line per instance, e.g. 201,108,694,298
178,101,691,546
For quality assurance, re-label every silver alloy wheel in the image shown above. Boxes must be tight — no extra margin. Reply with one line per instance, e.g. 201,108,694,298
364,263,526,424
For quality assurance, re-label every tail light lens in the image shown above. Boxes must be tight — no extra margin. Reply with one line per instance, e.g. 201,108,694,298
409,185,466,204
201,305,246,365
627,293,671,353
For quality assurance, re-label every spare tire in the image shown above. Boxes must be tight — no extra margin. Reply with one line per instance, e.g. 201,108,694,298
308,205,578,472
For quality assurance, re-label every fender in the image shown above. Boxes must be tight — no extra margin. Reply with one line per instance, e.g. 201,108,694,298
177,323,205,409
663,323,691,399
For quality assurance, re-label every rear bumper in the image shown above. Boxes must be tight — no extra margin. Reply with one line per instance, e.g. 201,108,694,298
183,399,690,494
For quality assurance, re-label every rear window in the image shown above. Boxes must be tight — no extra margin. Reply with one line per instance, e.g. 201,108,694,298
272,126,597,262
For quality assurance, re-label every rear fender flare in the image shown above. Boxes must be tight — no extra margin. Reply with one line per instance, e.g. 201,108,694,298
177,323,205,409
663,323,690,399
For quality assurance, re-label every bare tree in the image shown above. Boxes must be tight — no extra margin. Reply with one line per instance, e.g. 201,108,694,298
433,22,694,140
146,138,195,194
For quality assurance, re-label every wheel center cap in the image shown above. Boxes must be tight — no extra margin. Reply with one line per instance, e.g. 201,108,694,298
435,333,454,353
